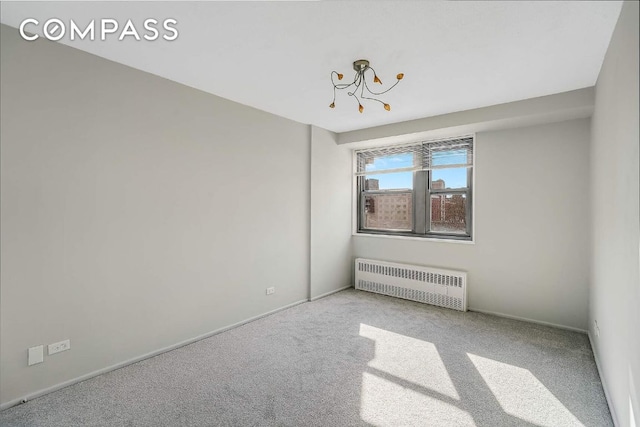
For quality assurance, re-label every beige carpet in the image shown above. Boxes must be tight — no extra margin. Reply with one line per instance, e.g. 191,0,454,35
1,289,611,426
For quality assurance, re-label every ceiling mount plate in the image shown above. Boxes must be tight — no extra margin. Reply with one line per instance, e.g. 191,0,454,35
353,59,370,72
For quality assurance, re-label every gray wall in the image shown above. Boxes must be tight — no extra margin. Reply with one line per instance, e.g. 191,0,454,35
353,119,591,331
589,1,640,426
0,24,310,405
309,126,353,299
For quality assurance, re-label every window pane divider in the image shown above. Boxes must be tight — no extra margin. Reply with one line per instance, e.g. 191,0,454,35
362,190,413,195
426,164,473,170
356,164,472,176
415,171,427,234
355,166,419,176
430,188,469,194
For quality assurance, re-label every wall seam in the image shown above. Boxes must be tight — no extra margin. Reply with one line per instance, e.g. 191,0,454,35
588,332,619,426
308,124,313,301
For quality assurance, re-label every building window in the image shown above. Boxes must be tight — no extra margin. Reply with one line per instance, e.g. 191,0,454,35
355,136,473,240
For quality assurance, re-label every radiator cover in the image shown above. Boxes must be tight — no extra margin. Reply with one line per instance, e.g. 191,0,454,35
355,258,467,311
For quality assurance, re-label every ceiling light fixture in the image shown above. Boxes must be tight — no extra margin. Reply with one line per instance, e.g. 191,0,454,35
330,59,404,113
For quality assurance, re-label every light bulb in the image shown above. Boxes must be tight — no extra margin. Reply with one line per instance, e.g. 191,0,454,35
396,73,404,80
337,73,344,80
384,104,391,111
359,104,364,113
329,102,335,108
374,75,382,84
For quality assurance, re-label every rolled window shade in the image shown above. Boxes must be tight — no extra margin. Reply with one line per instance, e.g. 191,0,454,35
355,137,473,176
423,137,474,170
356,144,422,176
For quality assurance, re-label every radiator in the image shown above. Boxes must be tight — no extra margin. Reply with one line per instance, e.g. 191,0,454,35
355,258,467,312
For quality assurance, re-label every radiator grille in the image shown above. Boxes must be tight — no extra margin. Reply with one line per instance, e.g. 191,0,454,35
355,258,467,311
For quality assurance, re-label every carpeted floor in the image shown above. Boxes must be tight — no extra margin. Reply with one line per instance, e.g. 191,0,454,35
1,289,612,426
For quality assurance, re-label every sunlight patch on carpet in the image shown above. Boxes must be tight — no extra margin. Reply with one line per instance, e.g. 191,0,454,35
359,323,460,400
359,372,475,427
467,353,583,426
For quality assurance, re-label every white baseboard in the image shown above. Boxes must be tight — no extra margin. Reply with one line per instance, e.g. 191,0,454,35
310,285,353,301
468,307,588,334
587,331,619,426
0,298,308,412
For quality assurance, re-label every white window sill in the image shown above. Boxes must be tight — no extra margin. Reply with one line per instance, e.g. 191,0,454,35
353,232,475,245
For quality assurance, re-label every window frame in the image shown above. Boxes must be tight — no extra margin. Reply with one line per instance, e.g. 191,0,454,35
354,136,474,241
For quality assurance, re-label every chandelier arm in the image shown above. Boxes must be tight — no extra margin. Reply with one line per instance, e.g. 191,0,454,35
352,92,363,107
331,70,362,89
334,82,358,90
333,73,361,89
362,77,376,95
350,78,364,109
361,94,386,105
353,72,362,89
364,66,383,86
361,79,390,108
363,77,401,96
348,74,363,97
332,78,357,89
373,80,401,95
364,66,376,78
330,71,340,86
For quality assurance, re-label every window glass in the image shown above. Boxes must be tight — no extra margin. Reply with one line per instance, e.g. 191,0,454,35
431,167,468,190
364,172,413,191
430,194,467,234
364,194,413,232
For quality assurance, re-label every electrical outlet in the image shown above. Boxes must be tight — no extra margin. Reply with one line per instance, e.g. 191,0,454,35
48,339,71,355
594,320,600,338
28,345,44,366
266,287,275,295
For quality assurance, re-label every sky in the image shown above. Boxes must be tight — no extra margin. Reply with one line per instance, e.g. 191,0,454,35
364,151,468,189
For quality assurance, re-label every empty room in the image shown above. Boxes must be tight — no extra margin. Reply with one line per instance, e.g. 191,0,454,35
0,1,638,426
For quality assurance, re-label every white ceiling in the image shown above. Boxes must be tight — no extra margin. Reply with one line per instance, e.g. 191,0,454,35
0,1,622,133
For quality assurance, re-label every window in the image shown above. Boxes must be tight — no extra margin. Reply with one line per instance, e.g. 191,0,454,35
355,137,473,240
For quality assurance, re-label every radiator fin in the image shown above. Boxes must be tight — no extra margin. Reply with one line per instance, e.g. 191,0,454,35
355,258,467,311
